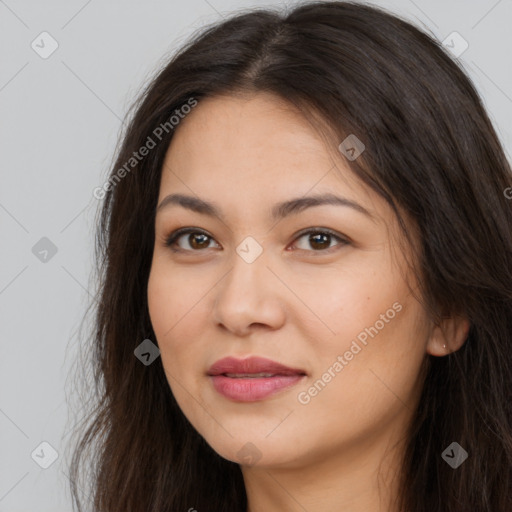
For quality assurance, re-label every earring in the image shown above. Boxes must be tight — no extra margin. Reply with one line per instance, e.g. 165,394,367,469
442,344,447,349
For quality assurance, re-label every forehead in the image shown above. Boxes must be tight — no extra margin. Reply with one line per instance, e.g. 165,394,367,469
159,92,370,204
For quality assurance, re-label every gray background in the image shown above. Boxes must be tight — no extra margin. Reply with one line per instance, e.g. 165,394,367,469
1,0,511,510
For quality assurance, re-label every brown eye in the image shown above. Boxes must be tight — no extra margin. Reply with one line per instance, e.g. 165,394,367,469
187,233,211,250
164,229,219,252
291,229,349,253
164,227,349,254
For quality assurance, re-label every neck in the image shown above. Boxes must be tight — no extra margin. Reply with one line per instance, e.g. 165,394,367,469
242,420,408,512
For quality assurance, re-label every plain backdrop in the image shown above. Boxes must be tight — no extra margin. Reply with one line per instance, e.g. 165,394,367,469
1,0,511,510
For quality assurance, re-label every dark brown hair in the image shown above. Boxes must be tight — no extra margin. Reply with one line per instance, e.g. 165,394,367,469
67,2,512,510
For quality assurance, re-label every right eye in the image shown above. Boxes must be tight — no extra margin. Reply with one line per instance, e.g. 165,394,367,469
164,228,221,252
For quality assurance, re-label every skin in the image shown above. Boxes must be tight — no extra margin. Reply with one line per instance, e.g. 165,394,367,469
147,91,470,512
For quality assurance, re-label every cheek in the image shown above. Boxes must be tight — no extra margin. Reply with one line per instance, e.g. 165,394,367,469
147,258,201,337
292,302,428,452
325,299,426,407
147,261,209,379
283,249,390,328
298,257,427,408
300,273,398,357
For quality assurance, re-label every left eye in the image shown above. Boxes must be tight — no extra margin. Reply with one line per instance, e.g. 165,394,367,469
164,228,348,253
291,229,348,252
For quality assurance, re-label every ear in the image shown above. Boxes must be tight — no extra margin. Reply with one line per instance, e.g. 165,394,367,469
426,314,471,357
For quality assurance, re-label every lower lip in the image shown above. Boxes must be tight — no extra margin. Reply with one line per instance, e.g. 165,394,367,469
209,374,305,402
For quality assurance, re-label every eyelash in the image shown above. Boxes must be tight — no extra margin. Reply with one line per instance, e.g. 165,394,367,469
163,227,350,255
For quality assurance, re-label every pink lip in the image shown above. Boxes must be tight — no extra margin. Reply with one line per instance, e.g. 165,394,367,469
207,356,307,402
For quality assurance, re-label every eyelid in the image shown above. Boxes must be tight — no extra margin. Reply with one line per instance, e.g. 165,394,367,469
164,226,350,253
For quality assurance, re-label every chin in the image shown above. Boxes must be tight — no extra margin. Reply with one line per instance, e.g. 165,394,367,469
199,427,303,469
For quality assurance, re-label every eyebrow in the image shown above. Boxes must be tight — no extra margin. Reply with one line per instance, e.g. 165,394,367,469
156,192,377,223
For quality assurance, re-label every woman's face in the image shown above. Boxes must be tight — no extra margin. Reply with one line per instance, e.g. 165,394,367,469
147,91,452,469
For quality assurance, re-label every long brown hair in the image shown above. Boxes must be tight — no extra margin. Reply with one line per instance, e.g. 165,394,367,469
67,2,512,510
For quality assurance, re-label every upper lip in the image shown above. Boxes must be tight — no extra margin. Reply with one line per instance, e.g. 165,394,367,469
207,356,307,376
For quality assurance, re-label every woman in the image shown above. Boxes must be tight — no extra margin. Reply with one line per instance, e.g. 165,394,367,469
68,1,512,511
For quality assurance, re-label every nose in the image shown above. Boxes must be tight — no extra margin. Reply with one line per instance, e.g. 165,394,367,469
212,245,286,336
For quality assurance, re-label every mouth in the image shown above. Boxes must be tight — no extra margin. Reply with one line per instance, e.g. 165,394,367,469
222,372,296,378
207,356,307,402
